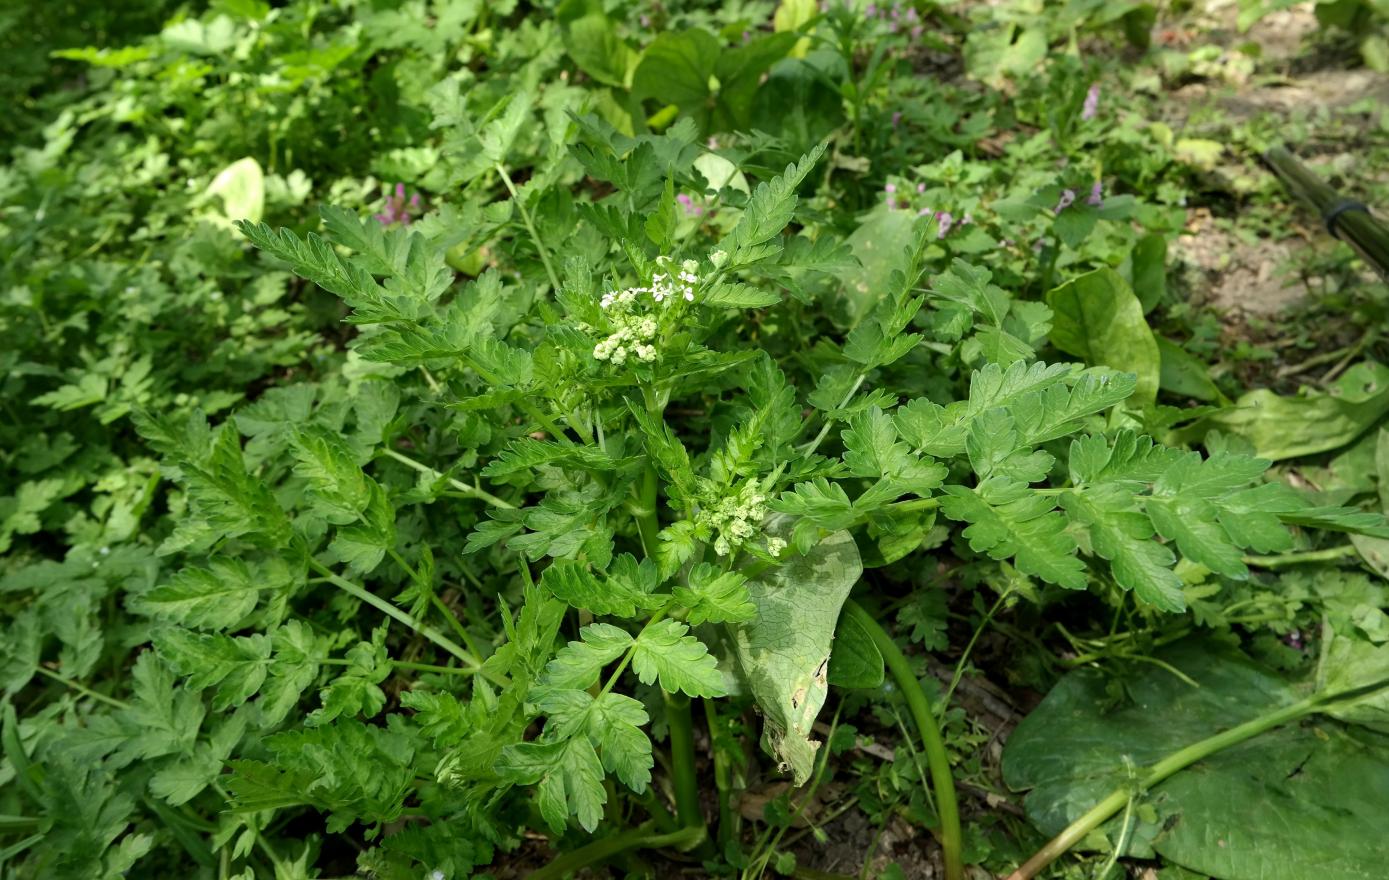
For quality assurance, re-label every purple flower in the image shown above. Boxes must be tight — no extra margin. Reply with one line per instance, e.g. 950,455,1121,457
910,24,923,38
917,207,932,217
1054,188,1076,214
866,3,877,15
1081,83,1100,121
884,183,896,194
376,183,421,226
1087,181,1103,206
891,111,903,127
936,211,954,238
916,183,926,194
676,193,704,217
906,7,919,20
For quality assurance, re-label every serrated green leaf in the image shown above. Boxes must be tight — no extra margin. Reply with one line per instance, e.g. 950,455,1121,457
1061,486,1185,612
842,407,947,494
133,558,261,630
540,558,663,618
673,562,756,624
503,736,607,833
632,619,725,697
717,142,827,267
542,623,633,690
941,480,1088,590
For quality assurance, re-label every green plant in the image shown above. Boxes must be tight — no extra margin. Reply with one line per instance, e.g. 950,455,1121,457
7,2,1389,879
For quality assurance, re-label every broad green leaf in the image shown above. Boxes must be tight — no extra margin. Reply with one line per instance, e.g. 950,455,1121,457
1004,640,1389,878
557,0,637,88
839,208,917,321
1158,337,1222,402
827,606,884,689
205,157,264,225
731,527,862,784
1046,268,1160,407
1318,624,1389,732
631,29,720,115
1188,361,1389,460
1126,233,1168,313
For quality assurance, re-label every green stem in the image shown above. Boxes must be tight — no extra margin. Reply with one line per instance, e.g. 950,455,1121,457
430,592,483,659
665,691,704,837
634,463,660,557
32,665,131,710
844,600,963,880
1005,681,1389,880
321,657,475,676
704,698,738,852
798,374,866,459
379,448,516,509
1244,544,1358,568
941,589,1010,714
307,559,505,686
527,821,705,880
495,162,562,294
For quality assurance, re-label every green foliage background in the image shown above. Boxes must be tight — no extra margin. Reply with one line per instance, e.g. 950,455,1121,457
4,1,1389,879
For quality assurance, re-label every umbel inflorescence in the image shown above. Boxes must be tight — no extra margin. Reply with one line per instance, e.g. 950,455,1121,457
592,257,700,365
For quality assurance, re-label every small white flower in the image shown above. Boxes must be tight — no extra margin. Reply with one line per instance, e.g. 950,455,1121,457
767,537,787,556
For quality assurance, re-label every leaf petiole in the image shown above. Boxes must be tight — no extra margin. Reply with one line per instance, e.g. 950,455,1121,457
844,600,964,880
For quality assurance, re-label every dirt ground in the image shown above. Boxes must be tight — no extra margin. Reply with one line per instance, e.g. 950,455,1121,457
1167,1,1389,319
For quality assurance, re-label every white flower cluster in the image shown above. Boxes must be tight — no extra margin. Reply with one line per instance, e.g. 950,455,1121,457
592,258,701,364
698,480,769,556
592,313,659,364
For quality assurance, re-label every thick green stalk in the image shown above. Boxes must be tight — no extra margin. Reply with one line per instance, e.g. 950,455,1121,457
665,691,704,835
528,822,704,880
1007,676,1389,880
844,600,963,880
634,463,661,557
704,698,738,852
1243,544,1358,568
